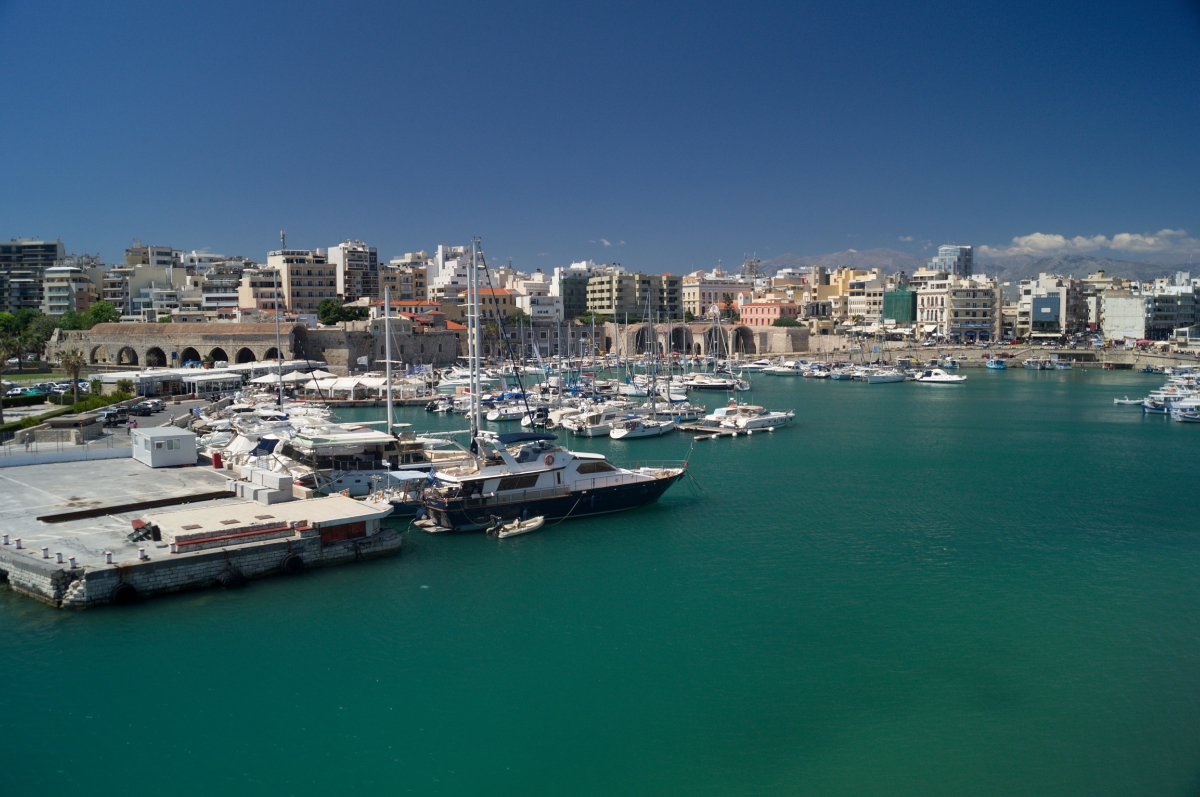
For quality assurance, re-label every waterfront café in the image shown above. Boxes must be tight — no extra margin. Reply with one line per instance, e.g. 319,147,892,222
181,370,247,396
94,361,328,397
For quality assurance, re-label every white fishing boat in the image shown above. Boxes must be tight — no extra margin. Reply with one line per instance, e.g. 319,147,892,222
916,368,967,384
1113,396,1143,405
764,360,805,376
486,403,526,421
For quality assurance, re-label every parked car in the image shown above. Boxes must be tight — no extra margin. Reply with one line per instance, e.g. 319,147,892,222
146,399,166,412
129,402,155,416
99,407,129,426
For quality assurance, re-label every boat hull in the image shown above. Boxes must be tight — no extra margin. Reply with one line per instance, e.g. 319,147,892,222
422,472,686,531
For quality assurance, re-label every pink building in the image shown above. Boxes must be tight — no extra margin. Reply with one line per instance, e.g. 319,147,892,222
741,302,799,327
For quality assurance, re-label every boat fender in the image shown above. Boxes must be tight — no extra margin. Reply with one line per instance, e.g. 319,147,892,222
280,553,305,576
110,582,138,606
544,454,555,466
217,567,247,590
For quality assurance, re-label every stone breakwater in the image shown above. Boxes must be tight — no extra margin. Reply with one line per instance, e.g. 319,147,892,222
0,524,401,608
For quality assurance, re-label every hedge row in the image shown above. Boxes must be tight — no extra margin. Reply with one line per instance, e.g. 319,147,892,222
0,393,133,434
1,393,53,408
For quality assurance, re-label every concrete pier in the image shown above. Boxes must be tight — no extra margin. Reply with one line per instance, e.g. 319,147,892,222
0,459,400,608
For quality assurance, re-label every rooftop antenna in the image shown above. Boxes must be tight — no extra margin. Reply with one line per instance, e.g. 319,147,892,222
280,230,287,250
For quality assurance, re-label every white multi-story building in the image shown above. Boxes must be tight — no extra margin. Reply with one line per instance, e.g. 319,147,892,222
516,294,563,323
1015,274,1088,339
1101,290,1148,341
328,240,379,302
40,264,103,317
917,274,1000,341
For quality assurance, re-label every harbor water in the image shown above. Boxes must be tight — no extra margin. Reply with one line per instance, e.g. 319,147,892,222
2,368,1199,795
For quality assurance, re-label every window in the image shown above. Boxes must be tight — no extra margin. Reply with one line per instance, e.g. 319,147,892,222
497,474,539,490
576,461,616,474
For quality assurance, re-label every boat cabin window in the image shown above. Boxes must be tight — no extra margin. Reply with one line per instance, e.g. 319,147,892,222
497,474,540,491
576,461,616,474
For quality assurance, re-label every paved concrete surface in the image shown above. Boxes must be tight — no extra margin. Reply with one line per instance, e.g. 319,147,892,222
0,457,236,566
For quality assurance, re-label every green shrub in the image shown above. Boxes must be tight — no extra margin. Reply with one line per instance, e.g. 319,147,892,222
1,393,53,408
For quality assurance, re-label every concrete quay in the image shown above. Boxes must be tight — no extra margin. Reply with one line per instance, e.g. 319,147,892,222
0,458,400,608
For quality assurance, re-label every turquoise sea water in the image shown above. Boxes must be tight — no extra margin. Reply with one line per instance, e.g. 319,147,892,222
2,369,1199,796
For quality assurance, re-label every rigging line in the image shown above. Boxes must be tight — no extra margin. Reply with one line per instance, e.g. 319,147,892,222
477,252,534,419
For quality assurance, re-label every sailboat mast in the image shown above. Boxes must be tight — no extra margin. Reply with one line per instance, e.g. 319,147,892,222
385,285,393,436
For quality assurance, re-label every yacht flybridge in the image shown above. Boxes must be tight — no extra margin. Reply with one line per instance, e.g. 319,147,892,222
415,237,687,532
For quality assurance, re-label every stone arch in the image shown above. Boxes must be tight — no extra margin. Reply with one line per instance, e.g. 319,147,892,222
117,346,138,365
693,343,702,356
89,345,109,364
730,326,756,355
604,336,612,352
208,347,229,363
632,325,652,354
263,347,280,360
235,347,256,364
669,327,691,353
703,326,725,356
145,347,168,367
180,347,201,364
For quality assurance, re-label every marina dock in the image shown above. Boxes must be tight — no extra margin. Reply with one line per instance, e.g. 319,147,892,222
0,458,400,608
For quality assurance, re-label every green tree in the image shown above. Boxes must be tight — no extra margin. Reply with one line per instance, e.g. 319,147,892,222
684,310,695,323
157,315,173,323
57,310,86,330
85,301,121,326
772,317,801,327
317,298,368,325
507,308,530,324
115,378,134,396
12,308,40,333
59,349,85,405
89,378,103,397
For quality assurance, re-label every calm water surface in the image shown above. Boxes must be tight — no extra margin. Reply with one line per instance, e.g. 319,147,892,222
2,368,1198,796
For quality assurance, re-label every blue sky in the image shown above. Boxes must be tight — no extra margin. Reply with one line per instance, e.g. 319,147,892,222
2,0,1199,270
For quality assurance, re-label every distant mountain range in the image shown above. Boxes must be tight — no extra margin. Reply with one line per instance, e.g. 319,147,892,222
756,248,1191,287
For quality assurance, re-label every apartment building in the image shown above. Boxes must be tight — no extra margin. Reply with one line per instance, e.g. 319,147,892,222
0,238,65,311
40,263,103,317
917,274,1000,341
125,243,181,270
328,240,379,302
266,249,333,314
102,265,186,316
586,272,682,321
238,267,286,312
379,262,427,302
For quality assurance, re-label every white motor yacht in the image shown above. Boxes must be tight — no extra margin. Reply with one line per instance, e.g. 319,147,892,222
717,404,795,430
916,368,967,384
866,369,907,384
609,417,676,439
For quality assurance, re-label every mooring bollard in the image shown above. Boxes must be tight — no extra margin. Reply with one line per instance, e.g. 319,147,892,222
41,547,49,559
138,548,146,560
55,552,63,564
14,538,22,549
1,534,8,545
104,551,113,564
169,543,177,554
68,557,76,569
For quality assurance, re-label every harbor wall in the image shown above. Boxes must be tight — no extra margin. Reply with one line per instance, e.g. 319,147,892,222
0,527,401,608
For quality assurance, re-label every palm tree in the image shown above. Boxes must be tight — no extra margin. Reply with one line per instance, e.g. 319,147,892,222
59,349,85,405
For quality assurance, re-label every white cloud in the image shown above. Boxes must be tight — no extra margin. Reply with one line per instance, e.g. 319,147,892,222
538,252,548,257
618,240,626,245
898,235,913,242
600,238,611,247
979,229,1200,258
587,240,596,244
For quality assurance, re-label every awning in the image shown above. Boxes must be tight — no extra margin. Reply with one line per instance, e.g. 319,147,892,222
922,324,938,332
